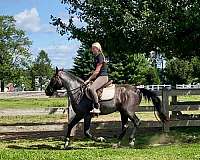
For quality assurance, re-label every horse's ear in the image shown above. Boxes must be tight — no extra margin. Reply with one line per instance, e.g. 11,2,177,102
56,67,59,74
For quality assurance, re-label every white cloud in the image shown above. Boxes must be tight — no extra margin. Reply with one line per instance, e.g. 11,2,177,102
14,8,41,32
35,42,81,69
14,8,54,33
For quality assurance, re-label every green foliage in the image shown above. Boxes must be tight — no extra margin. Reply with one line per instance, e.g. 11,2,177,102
0,98,66,109
52,0,200,59
0,114,66,124
145,67,160,85
0,139,200,160
109,53,159,85
70,47,94,80
165,58,193,85
31,50,53,78
71,48,160,84
164,56,200,85
0,16,32,89
191,57,200,83
30,50,54,90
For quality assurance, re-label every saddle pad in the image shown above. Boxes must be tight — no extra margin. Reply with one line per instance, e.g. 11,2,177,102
100,84,115,101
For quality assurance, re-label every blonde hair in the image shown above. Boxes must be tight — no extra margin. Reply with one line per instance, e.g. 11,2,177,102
92,42,107,63
92,42,102,52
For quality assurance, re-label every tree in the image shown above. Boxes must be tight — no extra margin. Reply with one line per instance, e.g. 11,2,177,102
71,49,159,85
165,58,193,85
70,46,94,80
0,16,32,91
52,0,200,59
31,50,53,90
145,67,160,85
191,56,200,83
109,53,159,85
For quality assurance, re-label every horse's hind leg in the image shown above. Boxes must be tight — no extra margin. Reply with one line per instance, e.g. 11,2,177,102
64,114,84,149
127,113,141,147
118,111,129,144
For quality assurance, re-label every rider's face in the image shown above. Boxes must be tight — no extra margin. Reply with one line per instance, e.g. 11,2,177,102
92,46,99,55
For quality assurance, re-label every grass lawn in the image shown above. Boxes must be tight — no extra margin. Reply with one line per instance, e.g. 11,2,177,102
0,94,199,159
0,95,199,124
0,114,67,124
0,98,67,109
0,143,199,160
0,95,199,109
178,95,200,101
0,127,200,160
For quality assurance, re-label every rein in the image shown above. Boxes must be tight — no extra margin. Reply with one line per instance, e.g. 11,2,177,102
66,83,87,104
68,83,86,93
56,71,88,105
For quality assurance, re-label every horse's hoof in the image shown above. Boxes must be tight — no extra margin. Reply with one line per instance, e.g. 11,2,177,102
129,141,135,147
64,143,71,150
63,145,73,150
129,138,135,147
64,143,69,150
96,137,106,142
63,138,70,149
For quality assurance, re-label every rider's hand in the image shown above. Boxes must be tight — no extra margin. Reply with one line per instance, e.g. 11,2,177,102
84,79,90,85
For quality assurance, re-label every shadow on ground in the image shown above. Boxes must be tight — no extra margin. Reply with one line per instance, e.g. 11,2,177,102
1,127,200,150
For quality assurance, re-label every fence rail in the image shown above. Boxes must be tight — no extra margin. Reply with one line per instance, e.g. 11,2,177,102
0,91,47,99
161,88,200,132
144,84,200,91
0,88,200,135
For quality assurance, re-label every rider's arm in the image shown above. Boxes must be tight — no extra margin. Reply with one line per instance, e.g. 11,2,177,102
87,63,102,81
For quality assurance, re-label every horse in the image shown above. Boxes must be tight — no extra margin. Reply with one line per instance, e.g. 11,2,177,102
45,67,168,149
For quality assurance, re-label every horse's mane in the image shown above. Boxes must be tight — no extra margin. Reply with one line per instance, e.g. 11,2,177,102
64,71,84,83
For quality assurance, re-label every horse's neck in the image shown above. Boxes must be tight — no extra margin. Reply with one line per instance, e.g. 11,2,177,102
63,76,81,90
61,73,82,108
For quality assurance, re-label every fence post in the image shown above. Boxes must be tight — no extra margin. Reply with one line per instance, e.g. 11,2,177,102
162,87,170,132
171,96,179,119
67,96,77,136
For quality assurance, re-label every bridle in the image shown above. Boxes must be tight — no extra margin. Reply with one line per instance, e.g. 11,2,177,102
51,72,88,104
47,74,63,94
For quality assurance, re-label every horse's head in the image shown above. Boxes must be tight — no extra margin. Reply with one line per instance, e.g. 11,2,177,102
45,67,64,96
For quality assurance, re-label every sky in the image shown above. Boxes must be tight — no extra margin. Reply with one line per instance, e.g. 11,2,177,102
0,0,81,69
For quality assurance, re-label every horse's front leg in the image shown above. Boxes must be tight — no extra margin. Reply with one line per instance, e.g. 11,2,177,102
84,114,94,139
84,114,106,142
64,114,83,149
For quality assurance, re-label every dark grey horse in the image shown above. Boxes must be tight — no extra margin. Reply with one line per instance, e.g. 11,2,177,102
45,67,168,148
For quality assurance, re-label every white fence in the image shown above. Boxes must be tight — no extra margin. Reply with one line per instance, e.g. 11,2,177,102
0,84,200,95
145,84,171,91
176,84,200,89
144,84,200,91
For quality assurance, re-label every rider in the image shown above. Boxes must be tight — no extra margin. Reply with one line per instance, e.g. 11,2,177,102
84,42,109,114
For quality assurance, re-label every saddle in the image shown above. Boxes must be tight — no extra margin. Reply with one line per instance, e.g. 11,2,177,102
85,80,115,101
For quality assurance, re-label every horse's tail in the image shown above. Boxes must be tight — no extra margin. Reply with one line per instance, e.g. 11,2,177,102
139,88,168,123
